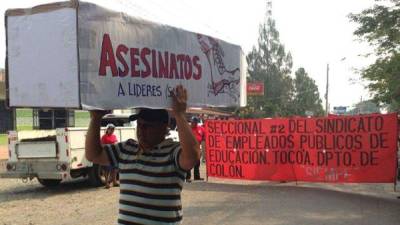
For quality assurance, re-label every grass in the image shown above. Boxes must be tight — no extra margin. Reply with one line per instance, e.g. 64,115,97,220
16,108,33,118
75,110,90,127
0,134,7,145
16,125,33,131
15,109,33,131
75,111,90,120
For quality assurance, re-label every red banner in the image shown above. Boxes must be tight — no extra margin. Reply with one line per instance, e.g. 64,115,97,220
205,113,398,183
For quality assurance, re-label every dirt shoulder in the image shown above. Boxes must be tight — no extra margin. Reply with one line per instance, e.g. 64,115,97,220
0,145,7,160
0,145,7,173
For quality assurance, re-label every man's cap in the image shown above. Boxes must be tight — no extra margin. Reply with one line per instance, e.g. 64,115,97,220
129,108,169,124
191,116,200,123
106,123,115,129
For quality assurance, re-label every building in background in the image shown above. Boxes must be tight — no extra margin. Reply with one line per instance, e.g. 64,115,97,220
333,106,347,115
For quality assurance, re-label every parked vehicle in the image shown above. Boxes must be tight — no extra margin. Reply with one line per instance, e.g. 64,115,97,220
0,119,136,187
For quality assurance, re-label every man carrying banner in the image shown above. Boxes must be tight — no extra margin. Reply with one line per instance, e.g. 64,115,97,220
85,85,200,224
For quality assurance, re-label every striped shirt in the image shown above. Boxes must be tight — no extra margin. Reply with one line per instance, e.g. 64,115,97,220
105,138,187,225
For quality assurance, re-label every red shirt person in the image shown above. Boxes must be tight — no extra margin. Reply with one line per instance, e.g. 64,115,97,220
186,117,204,182
101,124,118,144
101,124,119,188
191,119,205,143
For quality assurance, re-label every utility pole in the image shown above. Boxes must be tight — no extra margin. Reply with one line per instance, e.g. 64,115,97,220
266,1,272,16
325,63,329,116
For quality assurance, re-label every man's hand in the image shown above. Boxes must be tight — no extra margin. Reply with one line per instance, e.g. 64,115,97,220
169,85,201,171
170,85,187,117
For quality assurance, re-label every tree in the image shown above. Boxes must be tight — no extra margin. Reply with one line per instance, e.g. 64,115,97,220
349,0,400,111
241,12,294,118
292,68,324,116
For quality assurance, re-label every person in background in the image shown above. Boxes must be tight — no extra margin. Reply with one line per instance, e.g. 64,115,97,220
186,116,205,182
101,123,119,188
85,85,200,224
199,114,207,163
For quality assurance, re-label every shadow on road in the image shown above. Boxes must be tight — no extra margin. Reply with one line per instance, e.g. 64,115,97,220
184,181,399,203
183,181,400,225
0,179,100,203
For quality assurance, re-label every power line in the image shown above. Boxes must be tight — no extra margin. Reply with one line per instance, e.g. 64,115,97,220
176,0,233,41
114,0,232,41
114,0,160,21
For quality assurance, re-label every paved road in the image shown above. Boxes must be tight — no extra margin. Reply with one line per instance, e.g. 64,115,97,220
0,174,399,225
184,180,400,225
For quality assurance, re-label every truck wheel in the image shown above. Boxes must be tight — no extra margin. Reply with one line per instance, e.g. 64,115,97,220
88,164,106,187
38,179,61,187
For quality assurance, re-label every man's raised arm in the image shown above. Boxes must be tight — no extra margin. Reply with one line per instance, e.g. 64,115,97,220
85,111,110,165
171,85,201,171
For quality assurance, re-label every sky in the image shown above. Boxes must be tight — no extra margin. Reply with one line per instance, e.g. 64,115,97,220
0,0,378,111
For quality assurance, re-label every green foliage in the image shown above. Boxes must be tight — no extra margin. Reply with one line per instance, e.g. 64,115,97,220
293,68,324,116
239,10,324,118
362,53,400,108
242,16,294,118
349,0,400,111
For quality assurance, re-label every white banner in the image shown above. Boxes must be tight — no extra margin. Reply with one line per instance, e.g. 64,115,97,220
7,4,80,108
6,1,246,110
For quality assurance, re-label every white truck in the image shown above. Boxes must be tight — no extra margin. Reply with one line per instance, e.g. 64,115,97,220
0,125,136,187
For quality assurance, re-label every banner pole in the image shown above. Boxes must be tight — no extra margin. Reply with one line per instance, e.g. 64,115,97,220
394,114,400,192
205,142,209,182
395,148,398,192
204,120,209,182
